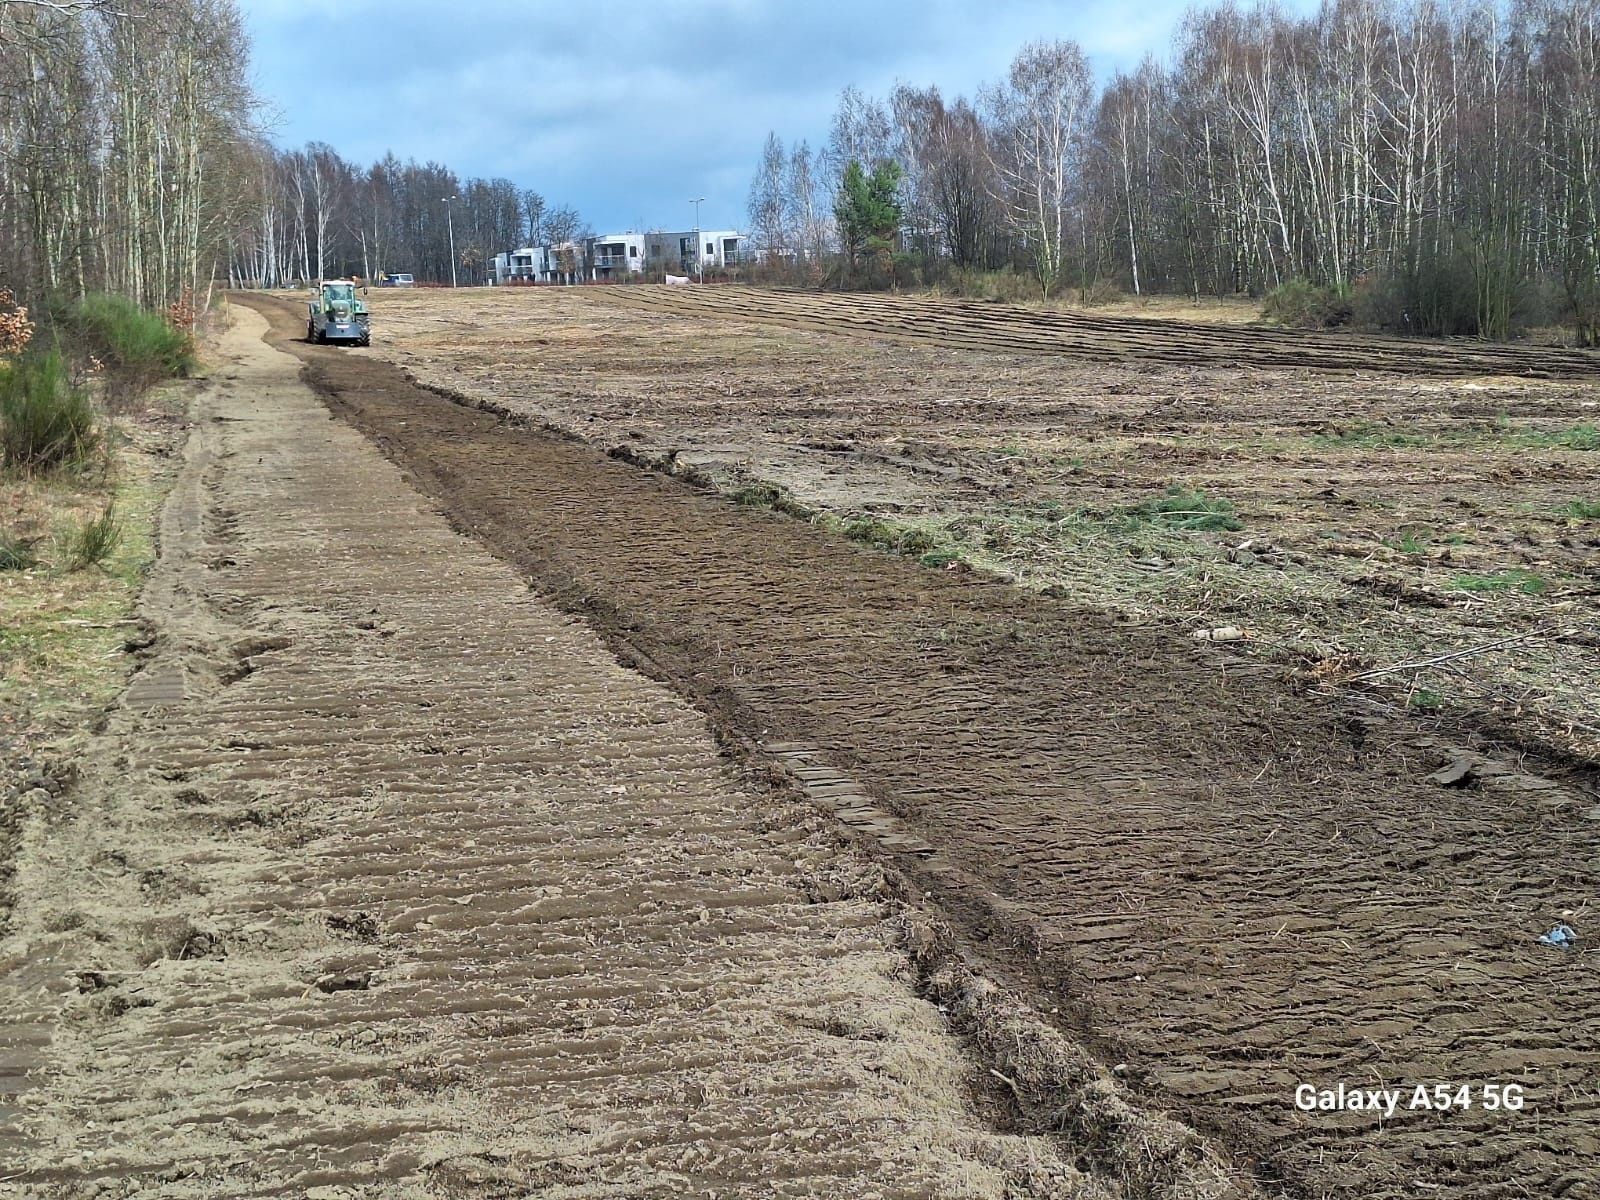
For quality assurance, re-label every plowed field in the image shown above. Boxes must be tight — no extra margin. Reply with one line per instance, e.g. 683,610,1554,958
230,288,1600,1200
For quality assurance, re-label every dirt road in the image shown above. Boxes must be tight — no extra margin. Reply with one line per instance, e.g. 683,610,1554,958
236,290,1598,1200
0,306,1172,1198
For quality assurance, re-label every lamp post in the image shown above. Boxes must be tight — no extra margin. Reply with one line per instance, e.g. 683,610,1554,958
442,195,458,287
691,196,705,283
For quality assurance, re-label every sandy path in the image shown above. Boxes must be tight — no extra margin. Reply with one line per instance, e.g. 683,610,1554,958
0,306,1095,1198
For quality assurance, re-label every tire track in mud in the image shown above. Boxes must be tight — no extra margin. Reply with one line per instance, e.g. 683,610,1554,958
239,292,1600,1200
593,285,1600,378
0,306,1155,1199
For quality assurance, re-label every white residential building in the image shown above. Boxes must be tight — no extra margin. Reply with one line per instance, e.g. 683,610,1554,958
645,230,747,274
489,227,748,285
586,232,648,280
489,247,548,285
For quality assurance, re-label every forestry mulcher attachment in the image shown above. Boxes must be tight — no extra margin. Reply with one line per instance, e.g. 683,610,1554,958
307,279,370,345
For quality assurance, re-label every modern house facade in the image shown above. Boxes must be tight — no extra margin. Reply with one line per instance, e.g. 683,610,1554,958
487,227,747,284
645,230,746,274
586,232,647,279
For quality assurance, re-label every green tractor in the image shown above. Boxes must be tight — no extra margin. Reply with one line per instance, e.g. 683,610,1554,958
307,279,371,346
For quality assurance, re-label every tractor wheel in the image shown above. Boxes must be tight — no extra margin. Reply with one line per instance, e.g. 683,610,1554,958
306,321,315,342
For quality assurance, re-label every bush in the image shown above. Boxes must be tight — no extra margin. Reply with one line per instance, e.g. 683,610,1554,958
1351,242,1528,338
934,266,1039,305
0,350,99,472
1262,279,1352,330
61,293,195,389
66,502,121,570
1079,278,1126,307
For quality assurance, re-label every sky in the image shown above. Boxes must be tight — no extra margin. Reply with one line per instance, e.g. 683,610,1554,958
238,0,1240,237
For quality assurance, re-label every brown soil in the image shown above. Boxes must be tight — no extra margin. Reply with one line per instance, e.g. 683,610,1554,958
232,289,1600,1199
0,305,1156,1198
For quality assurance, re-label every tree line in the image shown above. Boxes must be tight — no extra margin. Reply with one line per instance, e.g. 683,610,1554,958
750,0,1600,341
0,0,255,310
228,147,586,289
0,1,585,305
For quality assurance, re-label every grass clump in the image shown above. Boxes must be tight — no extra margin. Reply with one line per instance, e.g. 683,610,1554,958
728,479,816,520
1448,568,1547,595
60,293,195,390
843,516,940,557
1311,423,1429,450
66,502,122,570
732,481,783,507
1563,499,1600,520
1514,424,1600,451
0,533,40,570
0,350,99,472
1123,485,1242,533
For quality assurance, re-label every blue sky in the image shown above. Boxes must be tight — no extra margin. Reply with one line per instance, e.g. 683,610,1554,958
239,1,1238,234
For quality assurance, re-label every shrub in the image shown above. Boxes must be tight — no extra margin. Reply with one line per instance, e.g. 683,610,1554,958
0,350,99,472
1124,486,1242,532
1261,278,1352,330
62,293,195,388
937,267,1038,305
1350,244,1522,338
1079,278,1126,307
66,502,121,570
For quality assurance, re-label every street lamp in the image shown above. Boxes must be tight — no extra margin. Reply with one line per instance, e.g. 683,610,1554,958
691,196,705,283
442,195,458,287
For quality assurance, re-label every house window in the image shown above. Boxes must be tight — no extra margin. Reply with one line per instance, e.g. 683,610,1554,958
705,243,713,255
629,245,637,257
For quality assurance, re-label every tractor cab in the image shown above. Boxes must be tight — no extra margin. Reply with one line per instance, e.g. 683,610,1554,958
307,279,371,345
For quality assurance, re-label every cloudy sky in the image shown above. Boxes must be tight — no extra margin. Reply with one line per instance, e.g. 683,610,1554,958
239,0,1257,235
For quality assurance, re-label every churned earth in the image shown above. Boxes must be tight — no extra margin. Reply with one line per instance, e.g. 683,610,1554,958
0,305,1221,1198
216,287,1598,1200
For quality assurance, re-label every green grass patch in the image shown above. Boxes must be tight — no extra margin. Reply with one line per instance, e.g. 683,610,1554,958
1390,529,1431,555
1562,499,1600,520
1122,485,1242,533
1513,424,1600,451
1447,569,1548,594
1408,687,1445,711
0,350,99,472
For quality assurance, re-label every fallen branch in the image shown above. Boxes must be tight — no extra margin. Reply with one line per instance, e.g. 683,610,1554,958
1349,628,1559,682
